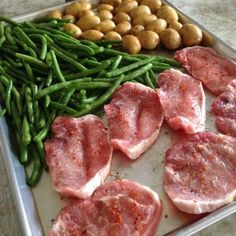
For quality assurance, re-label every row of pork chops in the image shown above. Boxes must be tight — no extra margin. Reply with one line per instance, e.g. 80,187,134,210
47,46,236,236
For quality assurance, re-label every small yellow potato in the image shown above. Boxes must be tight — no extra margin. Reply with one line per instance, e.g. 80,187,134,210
62,15,76,23
160,28,181,49
97,4,114,12
146,19,167,33
129,25,145,35
94,20,116,34
77,15,100,31
113,12,131,24
169,21,183,32
141,0,162,13
101,0,122,7
82,30,104,41
104,31,122,40
157,5,178,24
79,10,95,18
115,21,132,35
63,23,82,38
137,30,160,50
132,13,157,26
65,1,91,18
130,5,151,19
97,10,113,21
115,1,138,14
179,23,203,46
48,10,62,19
122,35,141,54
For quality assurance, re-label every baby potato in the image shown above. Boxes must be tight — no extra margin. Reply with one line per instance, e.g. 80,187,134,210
169,21,183,32
63,23,82,38
94,20,116,34
115,1,138,14
97,3,114,12
77,15,100,31
146,19,167,33
157,6,178,24
101,0,122,7
82,30,104,41
137,30,160,50
113,12,131,24
141,0,162,13
65,1,91,18
104,31,122,40
179,23,203,46
130,25,144,35
97,10,113,21
48,10,62,19
132,13,157,26
160,28,181,49
130,5,151,19
79,10,95,18
62,14,76,23
122,35,141,54
115,21,132,35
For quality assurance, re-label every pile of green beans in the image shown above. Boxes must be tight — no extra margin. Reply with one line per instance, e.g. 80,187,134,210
0,15,180,187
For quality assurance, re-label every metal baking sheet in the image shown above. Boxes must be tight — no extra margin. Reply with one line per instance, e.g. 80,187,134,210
0,1,236,236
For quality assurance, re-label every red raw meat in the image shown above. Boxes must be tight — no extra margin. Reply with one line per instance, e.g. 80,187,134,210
212,80,236,136
45,115,113,199
49,179,162,236
157,69,205,134
164,132,236,214
175,46,236,94
104,82,164,160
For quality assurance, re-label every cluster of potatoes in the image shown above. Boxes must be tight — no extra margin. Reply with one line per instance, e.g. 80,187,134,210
48,0,203,54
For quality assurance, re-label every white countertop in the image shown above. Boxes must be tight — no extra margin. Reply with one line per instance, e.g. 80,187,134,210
0,0,235,235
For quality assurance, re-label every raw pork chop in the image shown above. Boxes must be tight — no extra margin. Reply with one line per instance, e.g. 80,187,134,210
45,115,112,199
50,179,162,236
212,80,236,136
174,46,236,94
157,69,205,133
104,82,164,160
164,132,236,214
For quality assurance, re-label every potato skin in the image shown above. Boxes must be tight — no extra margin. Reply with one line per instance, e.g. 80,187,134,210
160,28,181,49
157,6,178,24
180,23,203,46
79,10,95,18
62,15,76,23
132,14,157,26
115,1,138,14
122,35,141,54
115,21,132,35
48,10,62,19
169,21,183,32
130,25,145,36
137,30,160,50
141,0,162,13
65,2,91,18
77,15,101,31
104,31,122,40
130,5,151,19
94,20,116,34
97,10,113,21
63,23,82,38
146,19,167,34
101,0,122,8
113,12,131,24
97,4,114,12
82,30,104,41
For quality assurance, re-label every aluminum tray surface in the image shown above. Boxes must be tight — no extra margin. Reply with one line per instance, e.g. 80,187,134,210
0,1,236,236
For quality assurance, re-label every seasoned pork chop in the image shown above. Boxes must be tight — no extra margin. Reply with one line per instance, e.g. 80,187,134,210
157,69,205,133
45,115,112,199
164,132,236,214
104,82,164,160
175,46,236,94
212,80,236,136
49,179,162,236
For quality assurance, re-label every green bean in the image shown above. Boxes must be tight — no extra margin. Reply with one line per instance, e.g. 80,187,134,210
50,49,65,82
59,42,95,55
26,144,42,187
156,56,180,67
34,16,72,24
80,95,98,104
14,37,28,51
144,72,155,89
4,54,22,67
15,53,49,69
25,87,34,123
0,108,6,117
0,82,6,99
11,101,21,132
58,89,75,115
0,16,21,26
152,64,170,72
0,47,16,56
27,47,38,58
149,69,157,88
44,95,50,108
0,23,5,47
65,61,111,80
23,62,34,82
73,75,124,117
79,89,86,101
81,58,101,67
50,101,78,115
96,40,122,46
38,111,46,129
22,115,31,145
14,26,37,49
52,34,81,45
31,83,40,128
28,34,47,60
35,80,110,99
5,79,13,114
110,55,122,70
22,28,54,37
45,70,53,87
5,26,16,45
23,21,36,29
